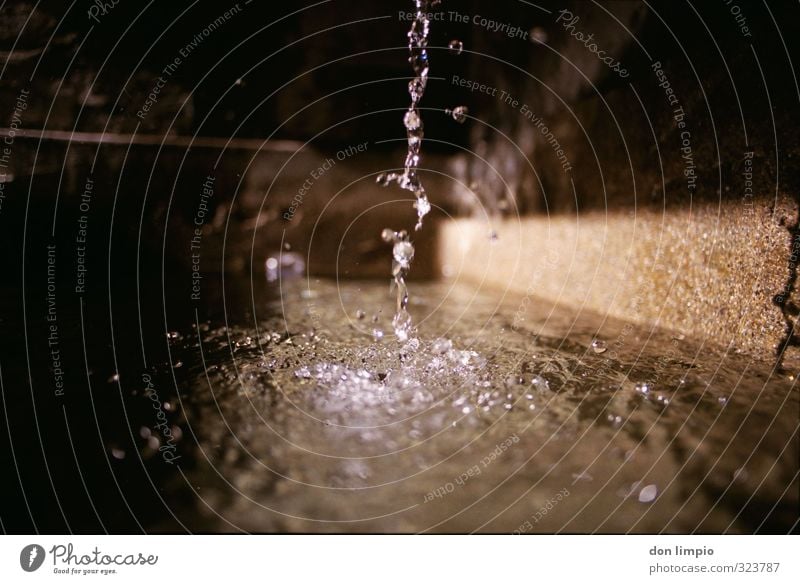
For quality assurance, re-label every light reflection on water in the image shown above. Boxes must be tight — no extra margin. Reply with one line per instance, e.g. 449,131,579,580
166,280,799,533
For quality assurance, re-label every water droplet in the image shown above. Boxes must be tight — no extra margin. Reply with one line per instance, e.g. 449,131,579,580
110,448,126,460
488,230,498,242
529,27,548,44
461,406,471,414
448,39,463,55
107,373,119,383
381,228,396,243
404,110,422,131
446,105,468,123
393,241,415,268
408,78,425,101
373,329,384,341
392,310,413,341
591,339,607,354
638,484,658,503
355,309,365,320
413,195,431,221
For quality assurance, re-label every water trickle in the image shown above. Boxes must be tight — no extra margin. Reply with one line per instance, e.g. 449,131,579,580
379,1,438,342
448,39,463,55
382,228,415,342
377,0,434,231
446,105,469,123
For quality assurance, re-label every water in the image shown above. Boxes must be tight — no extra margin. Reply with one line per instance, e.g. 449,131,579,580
160,279,798,533
377,0,445,341
445,105,469,123
382,228,415,341
376,0,435,231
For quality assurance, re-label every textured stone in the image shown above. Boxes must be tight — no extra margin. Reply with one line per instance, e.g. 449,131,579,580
439,196,799,363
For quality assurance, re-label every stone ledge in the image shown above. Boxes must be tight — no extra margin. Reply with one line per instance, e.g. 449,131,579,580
438,197,798,363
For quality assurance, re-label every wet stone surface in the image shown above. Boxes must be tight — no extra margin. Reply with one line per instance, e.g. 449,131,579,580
162,280,799,533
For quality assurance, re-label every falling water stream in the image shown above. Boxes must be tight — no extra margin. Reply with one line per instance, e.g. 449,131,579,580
376,0,440,342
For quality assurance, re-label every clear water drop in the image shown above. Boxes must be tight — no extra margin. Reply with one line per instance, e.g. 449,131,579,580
591,339,607,354
404,110,422,131
413,196,431,221
408,78,425,102
446,105,468,123
638,484,658,503
393,241,415,268
392,310,413,342
448,39,463,55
